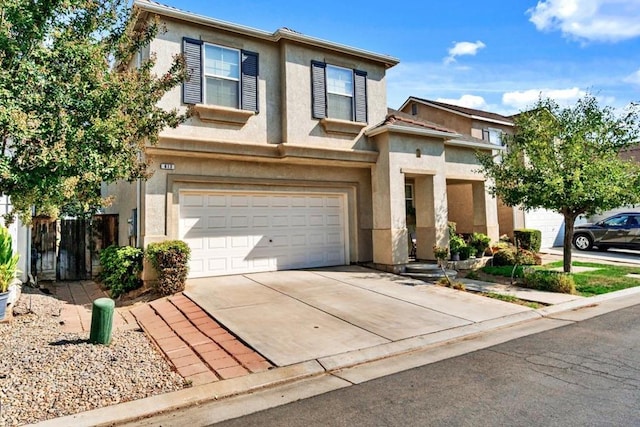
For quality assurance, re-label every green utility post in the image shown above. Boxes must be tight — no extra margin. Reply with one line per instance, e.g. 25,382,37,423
90,297,115,345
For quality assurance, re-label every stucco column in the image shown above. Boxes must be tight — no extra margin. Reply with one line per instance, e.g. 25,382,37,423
472,181,499,242
415,174,448,260
371,156,408,268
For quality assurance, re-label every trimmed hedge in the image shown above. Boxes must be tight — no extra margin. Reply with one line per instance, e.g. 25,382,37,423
99,245,143,298
514,229,542,253
492,248,540,266
145,240,191,296
522,269,576,294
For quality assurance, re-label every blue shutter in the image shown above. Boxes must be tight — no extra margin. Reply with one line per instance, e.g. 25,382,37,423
311,61,327,119
354,69,367,123
241,50,259,113
182,37,202,105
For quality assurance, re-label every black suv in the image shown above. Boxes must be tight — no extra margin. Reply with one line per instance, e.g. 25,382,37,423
572,212,640,251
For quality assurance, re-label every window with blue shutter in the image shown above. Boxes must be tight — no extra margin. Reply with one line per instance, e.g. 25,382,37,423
182,38,259,113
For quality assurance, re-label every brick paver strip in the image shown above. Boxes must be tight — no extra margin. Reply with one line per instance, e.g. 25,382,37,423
217,365,250,380
199,349,230,365
181,331,211,346
187,371,219,386
147,327,176,341
244,360,273,373
207,356,239,371
235,353,267,365
219,339,253,355
210,331,236,342
165,347,194,360
191,342,222,354
177,363,210,378
155,336,186,353
191,317,219,328
171,354,203,369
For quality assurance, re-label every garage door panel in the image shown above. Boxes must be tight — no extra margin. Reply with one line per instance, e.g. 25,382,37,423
182,194,205,207
253,216,269,227
290,215,306,227
180,191,347,278
270,215,288,227
230,216,249,228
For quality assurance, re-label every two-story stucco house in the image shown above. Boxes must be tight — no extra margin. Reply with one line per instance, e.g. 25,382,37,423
104,0,503,280
399,97,566,248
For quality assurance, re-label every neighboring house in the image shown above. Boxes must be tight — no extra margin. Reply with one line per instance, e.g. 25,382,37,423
103,0,502,279
399,97,566,249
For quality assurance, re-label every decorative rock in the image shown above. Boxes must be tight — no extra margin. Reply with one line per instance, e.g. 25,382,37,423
0,287,184,425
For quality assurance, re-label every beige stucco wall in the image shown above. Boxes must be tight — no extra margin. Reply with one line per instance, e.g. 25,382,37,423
150,17,283,144
102,180,139,247
145,16,388,152
281,42,387,151
140,153,374,263
498,197,515,238
446,182,473,233
403,104,473,135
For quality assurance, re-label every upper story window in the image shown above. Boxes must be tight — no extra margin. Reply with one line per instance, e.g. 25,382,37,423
204,44,240,108
482,127,503,145
311,61,367,123
326,65,354,121
182,38,259,113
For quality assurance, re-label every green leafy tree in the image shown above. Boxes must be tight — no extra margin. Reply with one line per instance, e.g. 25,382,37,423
0,0,186,223
477,94,640,272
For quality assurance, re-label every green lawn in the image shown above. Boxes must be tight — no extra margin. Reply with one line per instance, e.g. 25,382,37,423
481,261,640,296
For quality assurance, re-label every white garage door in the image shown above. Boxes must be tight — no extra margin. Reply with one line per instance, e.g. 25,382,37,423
179,191,348,277
525,209,565,248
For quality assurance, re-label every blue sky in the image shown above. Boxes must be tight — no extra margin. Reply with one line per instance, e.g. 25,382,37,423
158,0,640,116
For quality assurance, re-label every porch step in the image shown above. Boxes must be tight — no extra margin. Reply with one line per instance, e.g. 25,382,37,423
403,263,457,281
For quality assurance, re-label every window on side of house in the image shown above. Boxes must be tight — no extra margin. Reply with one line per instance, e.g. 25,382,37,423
182,38,259,112
311,61,367,123
482,127,503,145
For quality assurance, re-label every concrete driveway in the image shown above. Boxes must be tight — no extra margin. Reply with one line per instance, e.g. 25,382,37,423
185,266,531,367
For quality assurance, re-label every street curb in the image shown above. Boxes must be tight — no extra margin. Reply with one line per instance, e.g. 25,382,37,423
29,286,640,427
318,310,542,372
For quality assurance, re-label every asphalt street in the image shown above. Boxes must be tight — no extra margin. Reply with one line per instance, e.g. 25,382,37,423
210,304,640,427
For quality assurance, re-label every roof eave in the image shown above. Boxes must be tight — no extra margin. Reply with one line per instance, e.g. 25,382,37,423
133,0,399,68
446,138,506,151
365,124,460,139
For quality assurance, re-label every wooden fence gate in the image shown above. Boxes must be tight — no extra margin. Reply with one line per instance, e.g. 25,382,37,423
31,215,118,281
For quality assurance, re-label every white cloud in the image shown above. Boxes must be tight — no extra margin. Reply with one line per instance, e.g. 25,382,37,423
624,68,640,85
436,95,488,110
502,87,587,110
528,0,640,42
444,41,486,64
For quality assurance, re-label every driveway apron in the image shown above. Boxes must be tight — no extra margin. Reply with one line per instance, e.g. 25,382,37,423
184,266,531,367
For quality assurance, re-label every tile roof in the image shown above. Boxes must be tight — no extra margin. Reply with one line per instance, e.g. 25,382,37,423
382,108,458,134
408,97,514,124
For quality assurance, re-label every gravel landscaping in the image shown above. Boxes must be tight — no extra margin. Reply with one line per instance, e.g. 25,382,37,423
0,287,185,426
